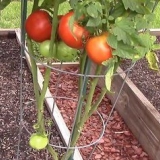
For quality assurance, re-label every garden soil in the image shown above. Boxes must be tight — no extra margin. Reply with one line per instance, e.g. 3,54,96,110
0,36,64,160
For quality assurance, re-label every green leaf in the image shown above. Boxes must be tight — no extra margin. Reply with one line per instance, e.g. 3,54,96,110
138,33,154,49
113,41,137,59
135,5,150,14
86,4,99,18
112,17,135,44
105,66,114,91
0,0,11,10
112,27,130,44
130,32,152,49
94,2,103,14
122,0,138,11
110,3,125,19
135,16,149,30
152,43,160,51
70,0,79,8
107,34,118,49
104,58,119,91
86,17,101,27
134,46,148,60
146,52,159,71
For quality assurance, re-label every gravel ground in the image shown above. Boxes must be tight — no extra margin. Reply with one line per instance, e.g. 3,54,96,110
40,67,151,160
120,51,160,111
0,36,64,160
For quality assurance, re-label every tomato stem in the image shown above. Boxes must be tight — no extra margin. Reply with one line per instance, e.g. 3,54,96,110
79,50,87,95
47,144,59,160
26,38,40,110
37,66,51,133
72,65,103,143
88,87,107,117
83,65,102,114
62,65,103,159
49,0,61,57
32,0,39,12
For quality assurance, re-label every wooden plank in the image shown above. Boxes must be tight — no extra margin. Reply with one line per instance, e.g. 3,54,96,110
93,62,160,160
37,62,79,69
149,29,160,36
15,29,83,160
0,29,16,37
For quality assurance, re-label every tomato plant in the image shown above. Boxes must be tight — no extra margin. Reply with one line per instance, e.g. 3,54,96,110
29,133,48,150
58,11,90,49
39,40,55,58
86,33,112,64
55,41,78,62
25,10,52,42
19,0,160,159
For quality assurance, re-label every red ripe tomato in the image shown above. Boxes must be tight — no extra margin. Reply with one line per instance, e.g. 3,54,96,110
86,33,112,64
58,11,90,49
25,10,52,42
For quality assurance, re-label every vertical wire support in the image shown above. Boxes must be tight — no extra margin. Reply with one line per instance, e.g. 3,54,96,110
16,0,27,159
63,59,91,160
87,63,135,160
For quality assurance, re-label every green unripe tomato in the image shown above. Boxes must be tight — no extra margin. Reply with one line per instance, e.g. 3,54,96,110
29,133,49,150
39,40,55,58
56,41,78,62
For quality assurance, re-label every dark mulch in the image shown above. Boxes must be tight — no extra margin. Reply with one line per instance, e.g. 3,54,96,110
0,36,64,160
120,51,160,111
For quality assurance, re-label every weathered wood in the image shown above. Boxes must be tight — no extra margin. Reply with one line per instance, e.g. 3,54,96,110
37,62,79,69
94,63,160,160
0,29,16,37
149,29,160,36
15,29,83,160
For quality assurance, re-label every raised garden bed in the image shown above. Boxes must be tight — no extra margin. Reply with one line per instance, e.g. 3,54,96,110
16,28,160,160
1,28,160,160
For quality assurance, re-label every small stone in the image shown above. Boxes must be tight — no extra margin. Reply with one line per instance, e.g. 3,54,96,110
95,154,102,159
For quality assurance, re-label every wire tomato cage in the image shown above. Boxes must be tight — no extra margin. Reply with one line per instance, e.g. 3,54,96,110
15,0,143,160
16,36,136,160
14,0,160,159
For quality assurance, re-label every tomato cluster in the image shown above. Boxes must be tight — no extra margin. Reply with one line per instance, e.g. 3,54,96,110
25,10,112,64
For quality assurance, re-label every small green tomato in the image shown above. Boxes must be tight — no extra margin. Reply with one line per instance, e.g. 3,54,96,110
56,41,78,62
39,40,55,58
29,133,49,150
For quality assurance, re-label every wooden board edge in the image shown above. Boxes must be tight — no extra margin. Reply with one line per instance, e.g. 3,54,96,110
117,67,160,119
37,62,79,69
0,29,16,37
149,28,160,36
108,67,160,160
15,29,83,160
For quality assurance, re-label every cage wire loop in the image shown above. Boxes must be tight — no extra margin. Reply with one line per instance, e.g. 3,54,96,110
21,42,136,78
20,98,106,150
